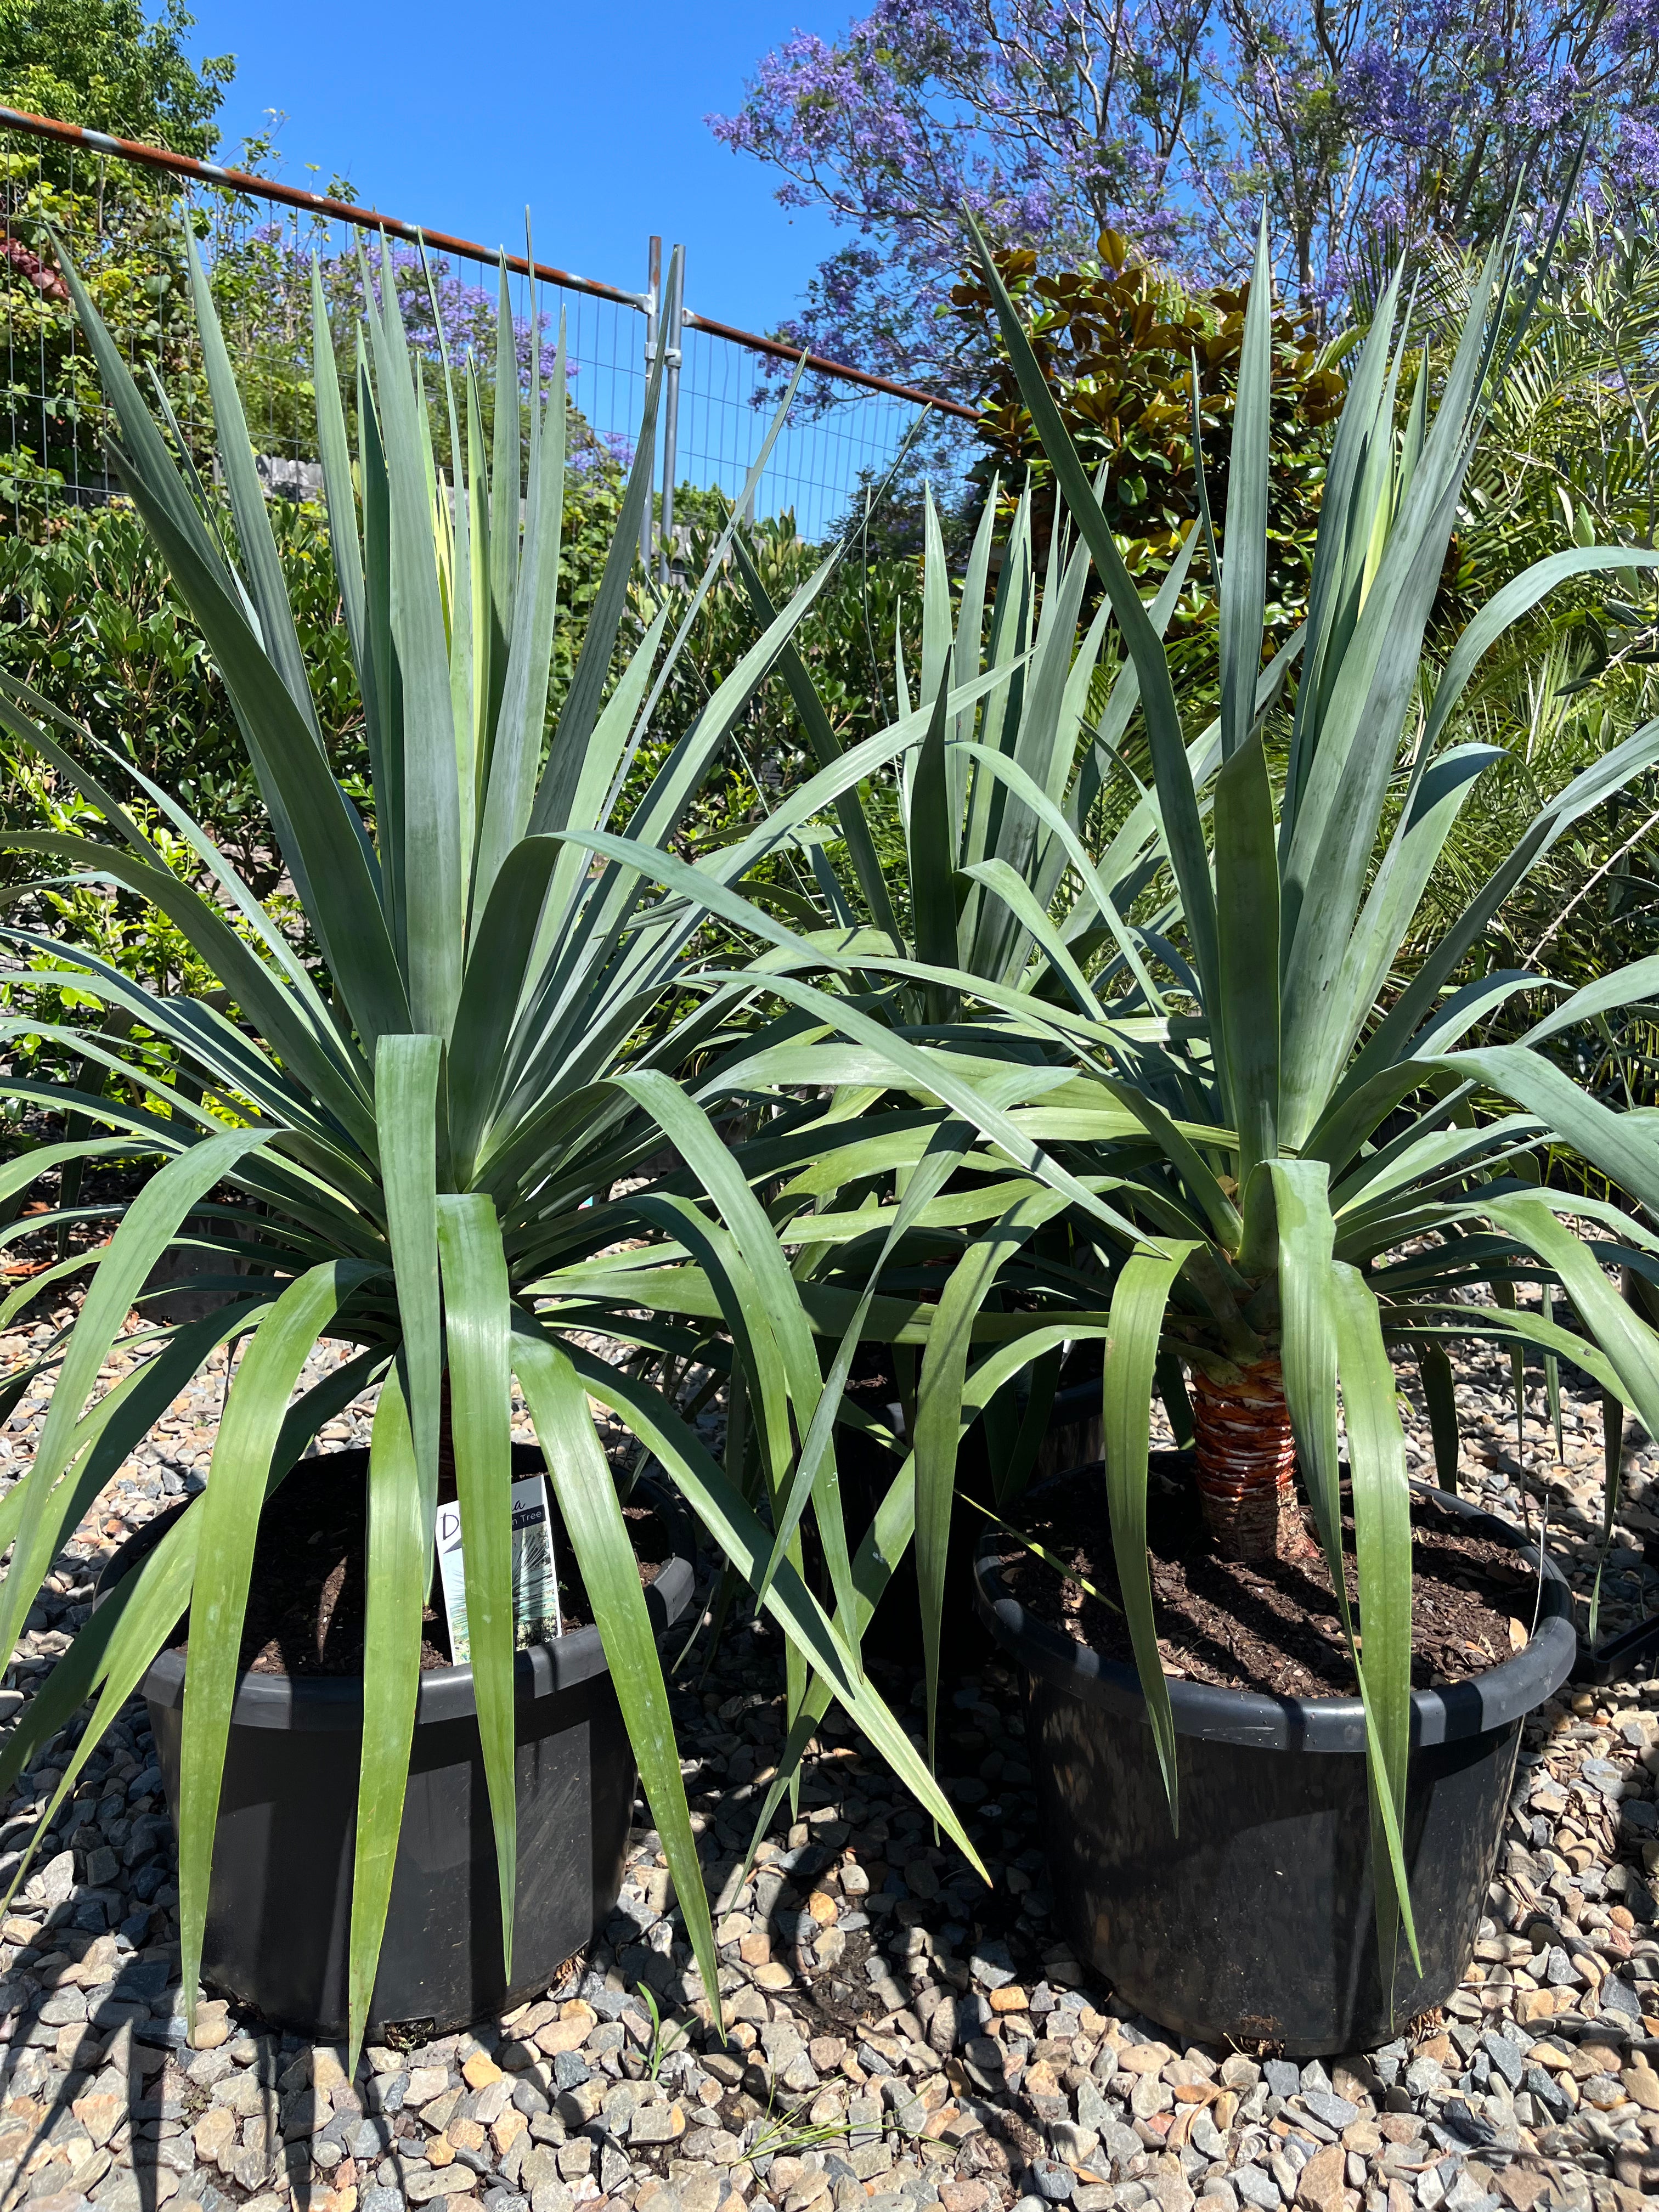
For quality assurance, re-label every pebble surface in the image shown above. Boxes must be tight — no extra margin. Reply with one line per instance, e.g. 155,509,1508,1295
0,1314,1656,2212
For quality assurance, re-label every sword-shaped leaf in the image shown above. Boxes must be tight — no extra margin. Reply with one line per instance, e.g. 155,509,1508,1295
348,1363,426,2064
436,1194,517,1973
513,1322,724,2030
1100,1243,1198,1816
179,1260,376,2026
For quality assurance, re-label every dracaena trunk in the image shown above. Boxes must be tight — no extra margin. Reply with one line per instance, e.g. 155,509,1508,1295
1190,1357,1312,1562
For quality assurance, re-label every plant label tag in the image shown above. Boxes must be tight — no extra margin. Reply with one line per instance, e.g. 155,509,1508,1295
435,1475,564,1666
435,1502,471,1664
510,1473,563,1647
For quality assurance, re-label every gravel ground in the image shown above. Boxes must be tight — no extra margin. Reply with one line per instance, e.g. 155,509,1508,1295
0,1312,1655,2212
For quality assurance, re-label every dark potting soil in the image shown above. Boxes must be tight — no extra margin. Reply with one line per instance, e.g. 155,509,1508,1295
168,1455,669,1678
1005,1463,1536,1697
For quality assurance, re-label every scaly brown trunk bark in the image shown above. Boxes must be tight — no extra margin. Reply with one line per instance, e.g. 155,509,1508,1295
1190,1357,1314,1562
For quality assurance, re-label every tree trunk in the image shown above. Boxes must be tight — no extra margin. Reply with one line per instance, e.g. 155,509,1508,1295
1190,1358,1312,1561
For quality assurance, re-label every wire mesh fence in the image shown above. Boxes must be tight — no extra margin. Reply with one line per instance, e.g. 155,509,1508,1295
0,114,953,549
673,318,922,543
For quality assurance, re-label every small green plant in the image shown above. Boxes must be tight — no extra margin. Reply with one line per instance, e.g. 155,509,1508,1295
741,2092,854,2170
635,1980,692,2082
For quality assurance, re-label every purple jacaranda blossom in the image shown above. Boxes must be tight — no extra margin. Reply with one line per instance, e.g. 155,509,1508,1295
709,1,1659,390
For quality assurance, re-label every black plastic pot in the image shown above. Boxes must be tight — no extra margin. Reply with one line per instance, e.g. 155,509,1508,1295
99,1446,695,2039
973,1462,1576,2055
840,1370,1103,1672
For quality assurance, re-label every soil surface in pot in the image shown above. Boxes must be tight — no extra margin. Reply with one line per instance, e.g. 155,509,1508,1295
1005,1463,1536,1696
168,1458,668,1677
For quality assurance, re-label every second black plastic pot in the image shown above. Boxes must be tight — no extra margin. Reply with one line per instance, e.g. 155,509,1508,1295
974,1463,1576,2054
100,1446,695,2039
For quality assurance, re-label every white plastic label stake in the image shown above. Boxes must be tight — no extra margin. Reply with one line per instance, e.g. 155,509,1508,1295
510,1473,563,1647
435,1475,563,1665
434,1499,471,1663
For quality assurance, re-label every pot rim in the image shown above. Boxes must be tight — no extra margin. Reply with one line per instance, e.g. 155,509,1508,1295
972,1462,1576,1751
97,1447,697,1734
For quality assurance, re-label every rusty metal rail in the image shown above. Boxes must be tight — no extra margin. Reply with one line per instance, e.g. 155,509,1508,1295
0,103,977,424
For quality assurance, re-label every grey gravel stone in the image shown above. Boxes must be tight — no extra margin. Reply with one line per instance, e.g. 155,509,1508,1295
1099,2119,1142,2170
405,2172,481,2203
969,1941,1015,1990
630,2102,679,2144
1476,2033,1525,2090
1543,1945,1584,1988
1050,2121,1099,2165
1599,1972,1643,2019
1441,2180,1496,2212
1297,2089,1358,2130
1522,2067,1570,2119
1031,2172,1076,2207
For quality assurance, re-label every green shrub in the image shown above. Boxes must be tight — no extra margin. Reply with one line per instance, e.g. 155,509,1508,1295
0,495,360,884
953,229,1347,636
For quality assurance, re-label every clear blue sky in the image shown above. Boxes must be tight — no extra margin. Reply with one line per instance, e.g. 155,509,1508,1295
193,0,847,340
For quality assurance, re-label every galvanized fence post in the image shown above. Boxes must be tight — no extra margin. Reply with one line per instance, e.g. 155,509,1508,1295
658,245,684,588
638,234,660,574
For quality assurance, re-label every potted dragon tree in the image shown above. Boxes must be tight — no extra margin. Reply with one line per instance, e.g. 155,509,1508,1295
936,219,1659,2051
591,217,1659,2051
0,230,973,2057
